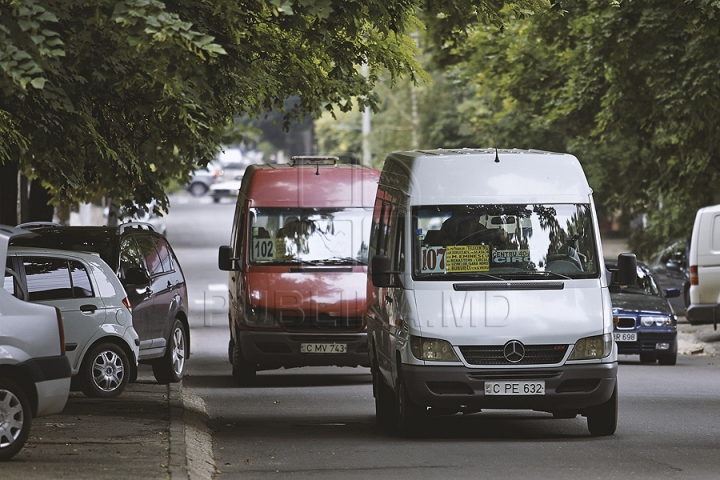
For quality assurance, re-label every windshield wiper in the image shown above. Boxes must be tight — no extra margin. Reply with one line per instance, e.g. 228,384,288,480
320,256,364,265
534,271,572,280
461,272,507,281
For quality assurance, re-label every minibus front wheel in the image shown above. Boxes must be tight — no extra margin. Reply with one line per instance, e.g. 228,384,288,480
231,344,256,386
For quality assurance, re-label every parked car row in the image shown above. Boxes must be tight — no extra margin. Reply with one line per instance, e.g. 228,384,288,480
1,221,189,460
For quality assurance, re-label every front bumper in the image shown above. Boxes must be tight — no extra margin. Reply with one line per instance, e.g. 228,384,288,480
615,330,677,356
401,362,617,412
237,331,370,370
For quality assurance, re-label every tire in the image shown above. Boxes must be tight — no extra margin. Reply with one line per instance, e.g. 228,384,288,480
80,342,130,398
587,384,618,437
396,374,425,437
373,368,396,429
658,353,677,366
639,353,657,364
152,319,188,384
0,378,32,461
189,182,208,197
231,343,256,386
228,338,235,364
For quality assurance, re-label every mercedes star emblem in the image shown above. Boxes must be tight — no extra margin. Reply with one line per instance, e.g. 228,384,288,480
503,340,525,363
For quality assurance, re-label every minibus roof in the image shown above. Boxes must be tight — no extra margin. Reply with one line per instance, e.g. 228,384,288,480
380,148,593,204
243,163,379,208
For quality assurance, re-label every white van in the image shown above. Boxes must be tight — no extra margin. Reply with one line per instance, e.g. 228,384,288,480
686,204,720,326
366,148,637,437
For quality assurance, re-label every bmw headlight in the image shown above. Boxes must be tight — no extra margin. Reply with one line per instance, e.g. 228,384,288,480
242,308,280,328
410,336,460,362
568,333,613,360
640,315,672,327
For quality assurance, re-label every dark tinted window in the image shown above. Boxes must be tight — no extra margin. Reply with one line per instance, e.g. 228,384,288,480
69,260,93,298
25,257,73,301
135,236,163,275
11,228,118,270
155,237,173,272
119,237,146,279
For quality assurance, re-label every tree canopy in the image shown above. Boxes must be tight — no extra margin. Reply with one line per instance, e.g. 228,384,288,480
1,0,542,219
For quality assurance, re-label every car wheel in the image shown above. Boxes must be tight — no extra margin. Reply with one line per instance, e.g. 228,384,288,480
658,353,677,366
372,359,396,429
586,384,618,437
80,342,130,398
396,373,425,437
639,353,657,364
231,343,256,386
0,378,32,461
189,182,208,197
152,319,188,384
684,282,690,309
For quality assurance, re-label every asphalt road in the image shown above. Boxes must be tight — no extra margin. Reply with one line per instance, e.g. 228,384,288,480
164,192,720,480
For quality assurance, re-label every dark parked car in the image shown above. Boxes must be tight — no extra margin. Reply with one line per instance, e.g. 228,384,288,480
12,223,189,384
650,238,690,315
607,260,679,365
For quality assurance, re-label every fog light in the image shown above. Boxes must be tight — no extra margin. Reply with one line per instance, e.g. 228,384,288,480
656,343,670,350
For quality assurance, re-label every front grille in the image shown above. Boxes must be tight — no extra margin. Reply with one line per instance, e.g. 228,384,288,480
616,316,636,329
459,344,568,365
279,314,364,332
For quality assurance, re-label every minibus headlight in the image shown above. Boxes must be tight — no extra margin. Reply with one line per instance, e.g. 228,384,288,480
640,315,672,327
242,308,279,328
410,336,460,362
568,333,612,360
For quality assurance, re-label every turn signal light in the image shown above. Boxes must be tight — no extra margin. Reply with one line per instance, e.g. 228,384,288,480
690,265,698,285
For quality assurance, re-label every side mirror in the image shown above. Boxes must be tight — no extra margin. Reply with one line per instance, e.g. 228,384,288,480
371,255,399,287
218,245,240,271
124,267,149,286
666,261,681,272
616,253,638,286
665,287,681,298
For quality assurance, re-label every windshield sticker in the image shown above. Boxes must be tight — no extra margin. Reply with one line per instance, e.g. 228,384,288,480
421,246,446,273
446,245,490,272
492,249,531,264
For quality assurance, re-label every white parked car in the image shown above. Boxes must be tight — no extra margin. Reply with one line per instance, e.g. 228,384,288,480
5,245,139,399
0,225,71,461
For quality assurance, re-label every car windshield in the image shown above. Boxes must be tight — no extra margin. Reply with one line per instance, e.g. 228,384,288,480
248,207,371,265
413,204,599,280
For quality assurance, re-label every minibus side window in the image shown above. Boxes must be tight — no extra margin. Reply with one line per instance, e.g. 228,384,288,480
391,212,405,273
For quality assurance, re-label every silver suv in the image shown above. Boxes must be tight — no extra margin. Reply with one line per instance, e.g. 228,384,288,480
5,245,139,399
0,226,71,461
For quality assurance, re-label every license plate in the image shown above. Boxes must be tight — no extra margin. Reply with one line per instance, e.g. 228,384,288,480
484,381,545,396
614,332,637,342
300,343,347,354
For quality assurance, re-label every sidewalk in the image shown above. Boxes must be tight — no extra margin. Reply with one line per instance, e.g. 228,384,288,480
2,365,200,480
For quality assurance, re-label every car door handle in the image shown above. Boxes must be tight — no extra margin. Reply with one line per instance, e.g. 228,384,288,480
167,281,174,290
80,304,97,313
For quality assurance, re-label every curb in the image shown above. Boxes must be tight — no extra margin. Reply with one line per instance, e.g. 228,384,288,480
168,379,217,480
169,381,189,480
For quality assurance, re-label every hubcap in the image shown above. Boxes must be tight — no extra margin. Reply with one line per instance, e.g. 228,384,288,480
92,350,125,392
0,389,24,448
171,327,186,376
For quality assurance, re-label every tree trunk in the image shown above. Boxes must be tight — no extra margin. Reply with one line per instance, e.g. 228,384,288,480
0,161,19,225
28,180,55,222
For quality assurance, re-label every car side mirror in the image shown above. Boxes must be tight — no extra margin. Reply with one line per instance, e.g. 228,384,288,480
665,287,681,298
218,245,241,271
616,253,638,286
371,255,399,287
124,267,149,286
666,261,681,272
